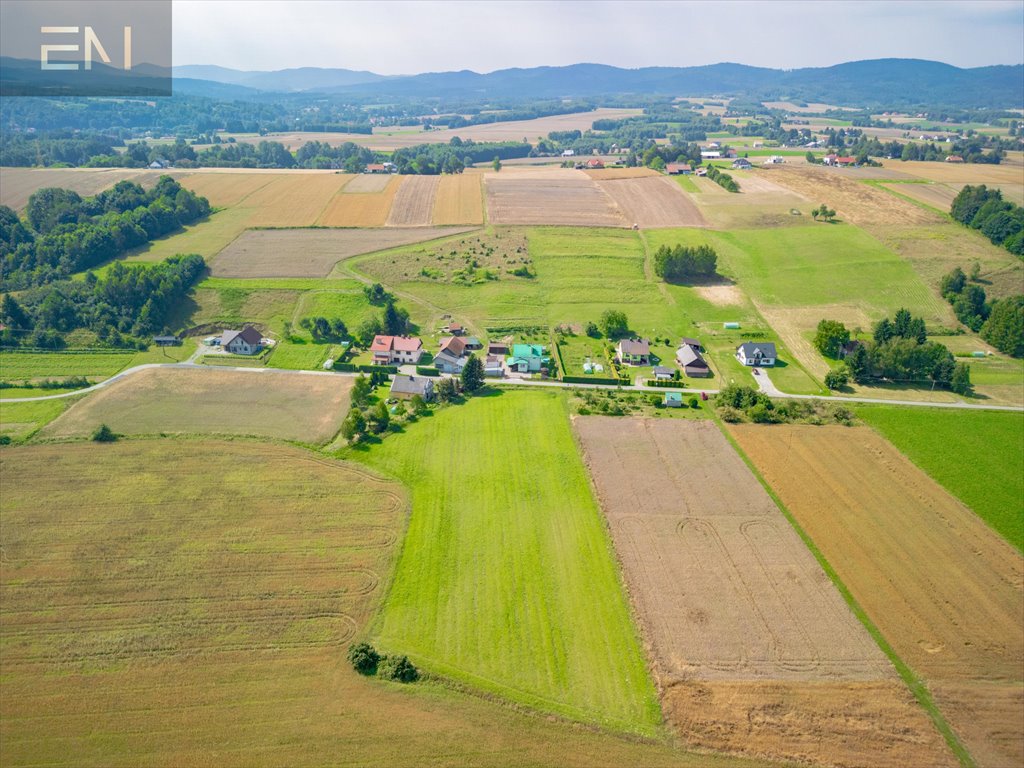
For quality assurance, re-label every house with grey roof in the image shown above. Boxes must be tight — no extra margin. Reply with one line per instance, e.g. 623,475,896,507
221,326,263,355
616,338,650,366
677,343,711,377
390,375,434,401
735,342,777,367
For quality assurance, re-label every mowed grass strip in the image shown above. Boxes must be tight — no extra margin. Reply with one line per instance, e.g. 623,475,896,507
356,389,662,734
858,406,1024,551
40,367,350,444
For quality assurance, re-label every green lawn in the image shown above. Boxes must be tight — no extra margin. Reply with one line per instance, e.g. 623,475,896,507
0,351,136,381
266,340,338,370
672,175,700,194
0,398,67,440
859,406,1024,551
354,389,662,735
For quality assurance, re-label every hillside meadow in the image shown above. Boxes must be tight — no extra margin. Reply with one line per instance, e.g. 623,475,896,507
353,389,663,735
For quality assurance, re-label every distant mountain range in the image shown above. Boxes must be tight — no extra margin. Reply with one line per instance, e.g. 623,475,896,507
171,59,1024,108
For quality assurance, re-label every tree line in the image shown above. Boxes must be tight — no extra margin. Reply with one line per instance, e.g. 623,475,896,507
949,185,1023,255
1,178,210,289
940,266,1023,357
653,244,718,282
1,253,204,349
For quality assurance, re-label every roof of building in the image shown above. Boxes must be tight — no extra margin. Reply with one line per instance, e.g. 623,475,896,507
371,335,423,353
836,156,857,164
433,350,466,369
438,336,466,356
666,163,692,172
653,366,674,376
222,326,262,347
664,392,683,402
365,163,386,171
488,341,509,351
464,336,481,347
677,344,707,367
390,375,433,396
681,337,701,349
732,158,751,166
618,338,650,356
737,341,777,358
152,335,179,343
512,343,545,358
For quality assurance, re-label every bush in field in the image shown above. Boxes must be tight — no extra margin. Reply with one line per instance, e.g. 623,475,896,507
599,310,629,339
824,366,849,390
347,642,380,675
378,654,419,683
813,319,850,358
688,396,700,408
91,424,117,442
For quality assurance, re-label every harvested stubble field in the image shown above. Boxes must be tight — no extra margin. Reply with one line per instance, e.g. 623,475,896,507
386,175,440,226
1,441,724,768
595,176,707,228
731,424,1024,768
485,168,627,227
432,172,484,225
582,167,661,180
210,226,475,278
241,173,353,226
40,367,350,443
765,166,942,228
0,167,161,211
317,175,401,226
342,173,394,193
883,159,1024,186
876,181,961,211
574,417,952,768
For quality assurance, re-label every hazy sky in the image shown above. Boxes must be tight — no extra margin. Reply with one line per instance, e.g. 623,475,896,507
173,0,1024,73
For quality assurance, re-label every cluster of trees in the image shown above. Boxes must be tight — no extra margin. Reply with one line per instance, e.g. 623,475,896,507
347,642,419,683
340,371,397,443
810,204,837,222
0,134,123,167
1,253,204,349
390,140,531,174
714,384,854,425
839,309,971,394
351,283,412,345
704,165,739,193
813,319,851,358
941,266,1024,356
299,316,348,343
1,178,210,288
950,185,1024,255
652,243,718,282
598,309,629,339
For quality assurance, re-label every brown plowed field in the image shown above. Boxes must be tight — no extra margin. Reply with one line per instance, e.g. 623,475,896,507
731,424,1024,768
485,169,626,226
575,417,954,768
583,167,660,180
386,175,440,226
317,175,401,226
432,172,484,224
766,166,942,227
211,226,475,277
595,176,707,228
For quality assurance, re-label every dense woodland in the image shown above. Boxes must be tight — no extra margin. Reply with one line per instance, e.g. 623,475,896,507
949,185,1024,255
0,178,210,288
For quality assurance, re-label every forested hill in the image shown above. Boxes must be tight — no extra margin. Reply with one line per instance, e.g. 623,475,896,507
173,59,1024,109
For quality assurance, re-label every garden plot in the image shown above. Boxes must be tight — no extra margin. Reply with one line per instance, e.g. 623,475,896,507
211,226,474,277
485,168,627,226
575,417,955,768
386,175,440,226
732,424,1024,768
595,176,707,228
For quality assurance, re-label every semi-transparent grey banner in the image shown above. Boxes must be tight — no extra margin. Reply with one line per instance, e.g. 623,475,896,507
0,0,171,96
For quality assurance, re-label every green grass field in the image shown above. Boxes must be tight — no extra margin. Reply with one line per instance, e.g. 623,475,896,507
0,398,67,440
267,340,339,370
672,174,700,193
354,389,662,734
859,406,1024,551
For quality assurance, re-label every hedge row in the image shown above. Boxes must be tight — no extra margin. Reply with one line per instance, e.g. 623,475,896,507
561,375,630,386
644,379,687,388
415,366,441,377
333,362,399,374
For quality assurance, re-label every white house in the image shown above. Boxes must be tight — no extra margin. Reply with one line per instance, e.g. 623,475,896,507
221,326,263,355
735,342,777,367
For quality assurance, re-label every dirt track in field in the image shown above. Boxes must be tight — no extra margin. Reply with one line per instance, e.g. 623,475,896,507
731,424,1024,768
484,168,627,226
211,226,474,277
386,175,440,226
595,176,707,228
575,417,954,768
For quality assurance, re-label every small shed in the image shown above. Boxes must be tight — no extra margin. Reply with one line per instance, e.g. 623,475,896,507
724,322,741,330
152,335,181,346
664,392,683,408
652,366,674,381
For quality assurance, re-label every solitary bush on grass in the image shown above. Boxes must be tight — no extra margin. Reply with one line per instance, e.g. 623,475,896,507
347,642,380,675
378,654,419,683
91,424,117,442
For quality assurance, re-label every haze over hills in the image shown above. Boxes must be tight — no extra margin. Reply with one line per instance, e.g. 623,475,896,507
171,59,1024,108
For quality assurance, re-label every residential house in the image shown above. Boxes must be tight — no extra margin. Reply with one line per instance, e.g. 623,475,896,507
822,154,838,166
433,336,468,373
735,341,777,367
945,155,965,163
390,375,434,401
666,163,692,175
700,150,722,159
506,344,547,373
731,157,752,170
664,392,684,408
680,337,703,352
676,343,711,377
725,148,738,159
762,155,785,165
463,336,483,351
370,335,423,365
561,149,575,157
652,366,674,381
484,355,504,377
834,156,856,167
442,322,464,335
695,167,708,177
221,326,263,355
365,163,387,173
707,142,721,149
586,158,605,169
616,338,651,366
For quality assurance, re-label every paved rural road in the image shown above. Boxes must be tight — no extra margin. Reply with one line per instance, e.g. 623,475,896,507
3,361,1023,412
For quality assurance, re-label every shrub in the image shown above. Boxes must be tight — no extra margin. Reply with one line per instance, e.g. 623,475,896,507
378,654,419,683
91,424,117,442
347,642,381,675
717,405,745,423
0,435,11,445
688,396,700,408
824,367,849,390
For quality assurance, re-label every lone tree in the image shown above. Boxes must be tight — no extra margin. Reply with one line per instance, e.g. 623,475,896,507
347,642,380,675
824,366,849,390
378,654,419,683
91,424,117,442
813,319,850,358
492,156,502,172
436,376,458,402
461,354,484,392
599,309,629,339
340,409,366,444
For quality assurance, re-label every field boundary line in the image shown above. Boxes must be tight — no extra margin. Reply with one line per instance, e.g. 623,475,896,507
714,419,976,768
863,180,953,219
